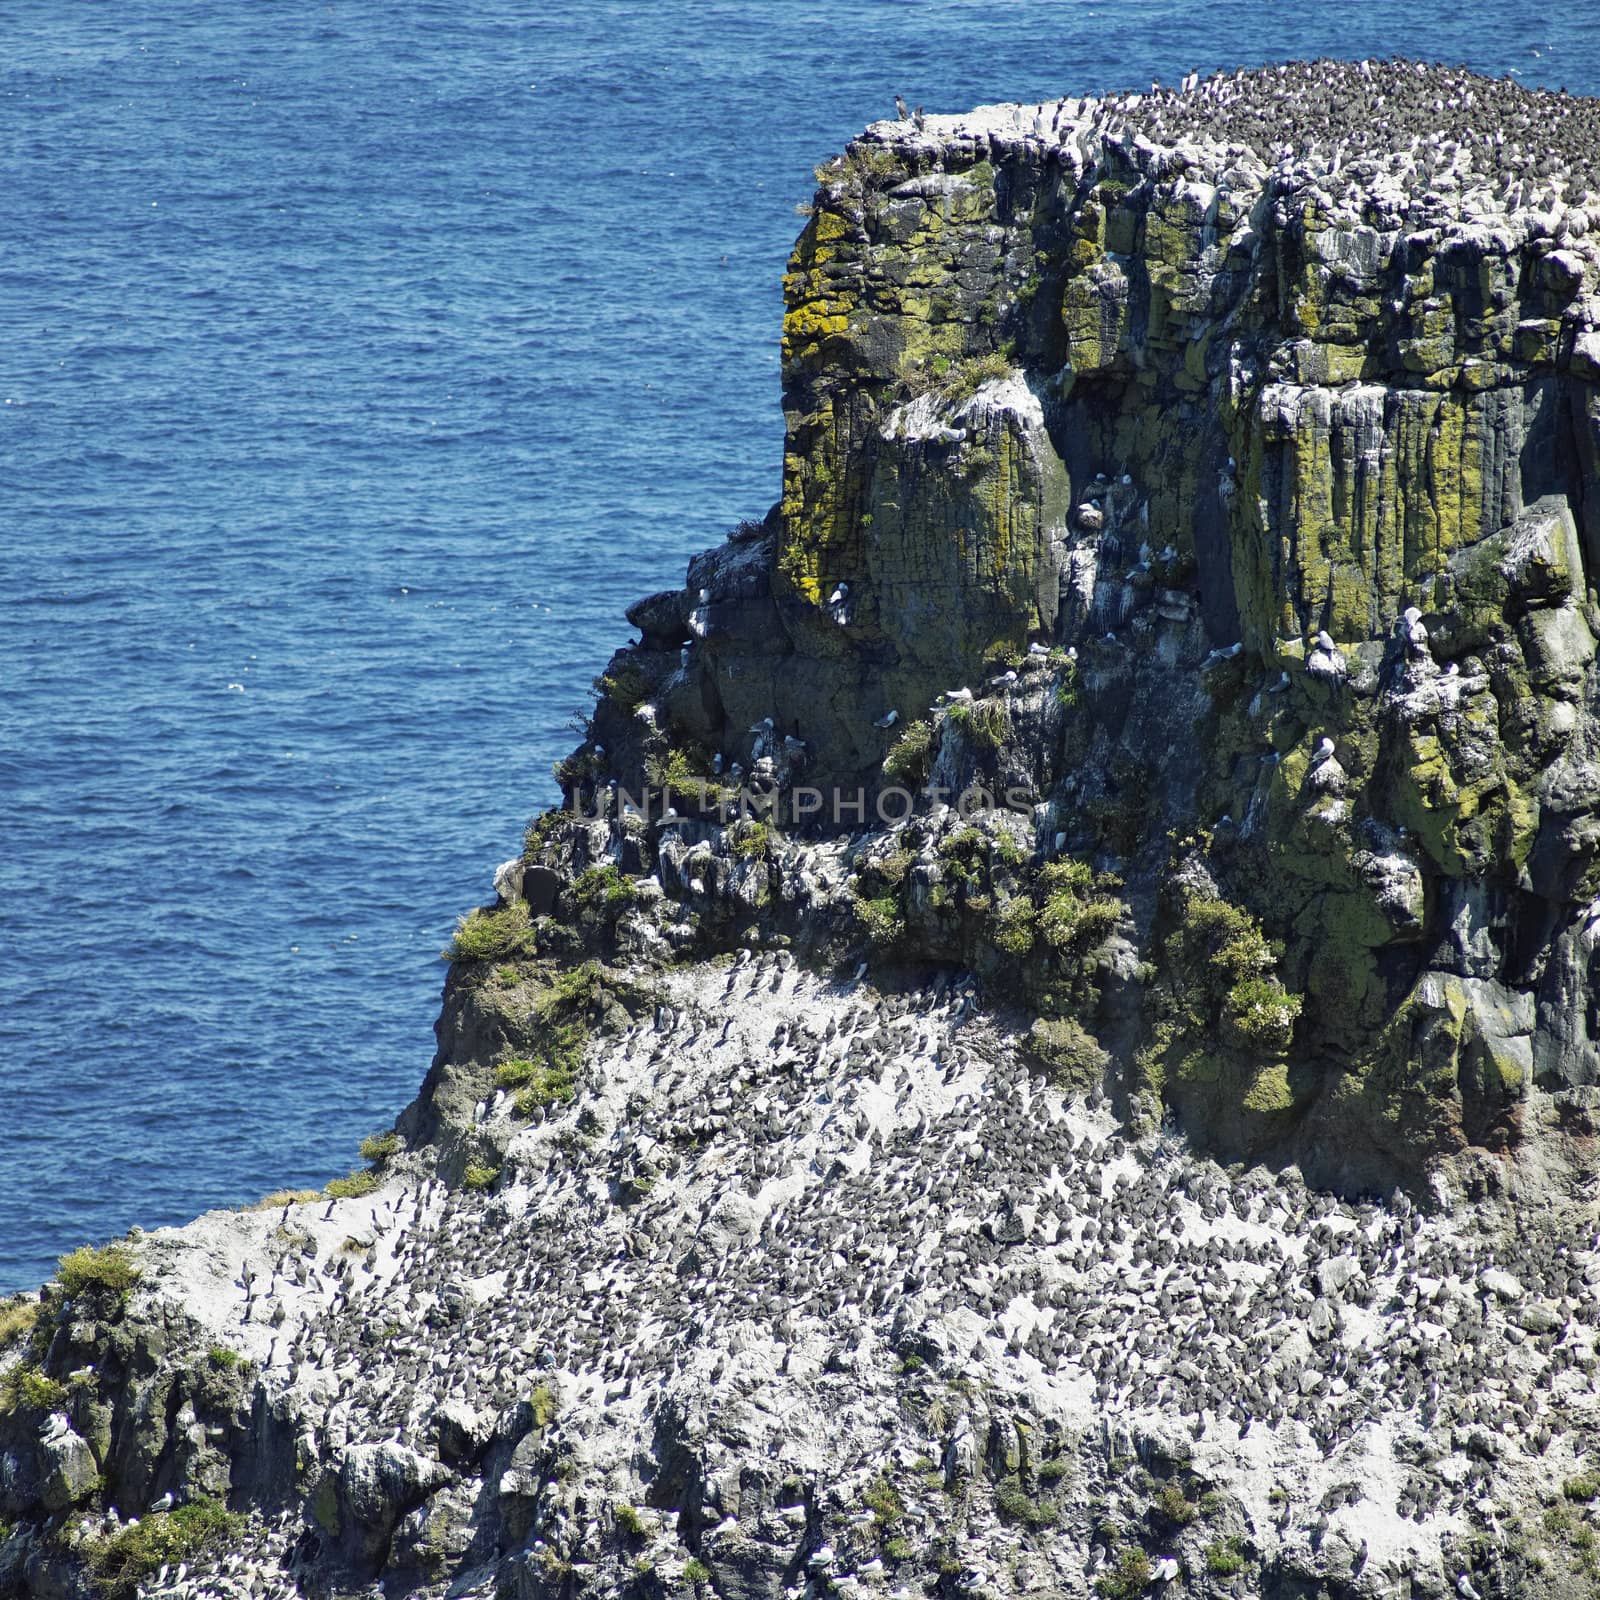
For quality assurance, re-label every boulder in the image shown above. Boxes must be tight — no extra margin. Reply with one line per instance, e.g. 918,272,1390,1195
38,1425,98,1512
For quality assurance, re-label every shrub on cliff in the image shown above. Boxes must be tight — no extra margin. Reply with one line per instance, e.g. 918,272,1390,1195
992,896,1036,955
56,1243,139,1307
497,1046,579,1112
854,893,906,948
731,821,771,860
87,1498,243,1600
1037,862,1124,952
593,663,649,714
358,1130,399,1166
645,743,730,809
445,902,537,963
325,1169,380,1200
944,698,1011,753
0,1367,65,1415
1096,1548,1152,1600
1165,891,1302,1054
882,719,934,786
573,864,635,918
0,1296,39,1351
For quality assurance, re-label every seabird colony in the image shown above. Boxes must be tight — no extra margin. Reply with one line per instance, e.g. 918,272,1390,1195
897,59,1600,240
140,954,1600,1595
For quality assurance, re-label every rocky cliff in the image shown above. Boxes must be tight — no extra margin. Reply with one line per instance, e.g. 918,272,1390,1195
6,59,1600,1600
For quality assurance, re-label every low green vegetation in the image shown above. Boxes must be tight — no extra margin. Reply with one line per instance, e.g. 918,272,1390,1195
995,1475,1058,1528
938,827,988,891
646,743,728,808
731,821,771,859
357,1130,399,1166
5,1369,66,1413
522,809,563,863
1166,888,1302,1055
0,1297,39,1350
594,662,650,714
250,1189,321,1211
1055,655,1082,709
1564,1473,1600,1502
917,349,1012,407
864,1476,904,1527
573,864,635,918
1037,860,1124,953
1096,1547,1152,1600
1205,1537,1247,1576
461,1162,500,1191
530,1382,558,1427
56,1243,140,1306
945,697,1011,752
1151,1482,1199,1527
992,896,1036,955
814,144,903,196
854,893,906,948
445,901,537,963
207,1344,244,1371
683,1556,712,1584
883,719,935,786
88,1500,245,1600
325,1169,380,1201
614,1503,647,1537
495,959,617,1116
497,1051,578,1111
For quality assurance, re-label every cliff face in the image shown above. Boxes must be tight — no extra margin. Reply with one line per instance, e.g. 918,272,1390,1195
588,64,1600,1190
6,60,1600,1600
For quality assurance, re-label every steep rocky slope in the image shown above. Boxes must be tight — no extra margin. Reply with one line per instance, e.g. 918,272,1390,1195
6,59,1600,1600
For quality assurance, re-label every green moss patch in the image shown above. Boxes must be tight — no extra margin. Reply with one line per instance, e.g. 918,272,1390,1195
88,1499,244,1600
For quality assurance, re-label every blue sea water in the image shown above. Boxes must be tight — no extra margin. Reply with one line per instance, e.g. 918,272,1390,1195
4,1,1599,1294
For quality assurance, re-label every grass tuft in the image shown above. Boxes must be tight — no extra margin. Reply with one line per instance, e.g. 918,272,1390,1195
56,1243,139,1306
325,1170,380,1201
445,902,537,963
87,1499,244,1600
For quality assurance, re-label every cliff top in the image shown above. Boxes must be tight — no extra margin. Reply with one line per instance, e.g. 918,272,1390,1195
863,59,1600,245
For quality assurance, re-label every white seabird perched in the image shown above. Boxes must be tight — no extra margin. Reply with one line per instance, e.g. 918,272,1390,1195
1028,641,1049,656
828,582,850,606
1400,605,1431,656
944,687,974,704
873,709,899,728
1307,630,1347,683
